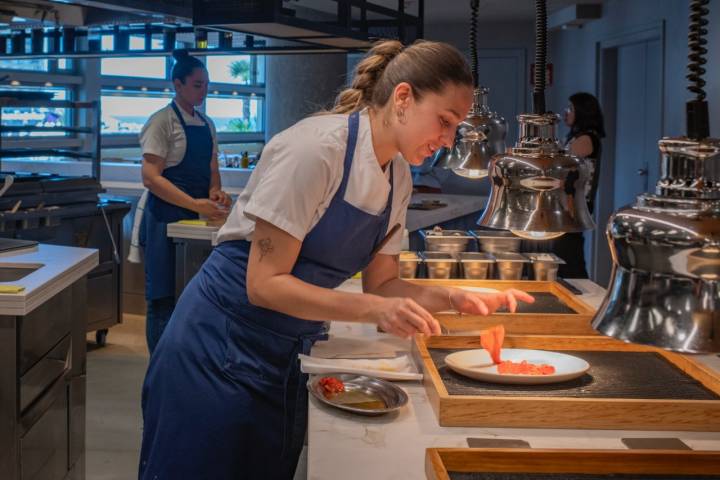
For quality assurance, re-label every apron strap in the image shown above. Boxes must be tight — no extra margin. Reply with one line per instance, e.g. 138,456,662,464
170,101,189,129
170,101,209,130
336,111,361,199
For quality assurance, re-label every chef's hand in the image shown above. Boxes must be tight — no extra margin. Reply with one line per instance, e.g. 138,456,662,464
194,198,228,220
209,188,232,208
370,297,442,339
448,288,535,315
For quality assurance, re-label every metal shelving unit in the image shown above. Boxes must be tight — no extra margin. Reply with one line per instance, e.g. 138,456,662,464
0,96,102,180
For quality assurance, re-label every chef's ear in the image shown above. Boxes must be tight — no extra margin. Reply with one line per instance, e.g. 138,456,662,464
392,82,414,110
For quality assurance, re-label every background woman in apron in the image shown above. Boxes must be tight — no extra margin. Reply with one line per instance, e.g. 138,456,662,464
139,49,231,353
551,92,605,278
139,40,534,480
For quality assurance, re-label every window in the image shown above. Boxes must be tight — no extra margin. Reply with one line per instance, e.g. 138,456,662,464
206,55,254,85
98,51,266,146
101,93,171,134
0,58,49,71
101,57,167,79
206,95,263,133
101,36,167,78
1,86,70,137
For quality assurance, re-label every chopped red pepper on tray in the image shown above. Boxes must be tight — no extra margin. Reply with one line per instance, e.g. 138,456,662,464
319,376,345,397
480,324,555,376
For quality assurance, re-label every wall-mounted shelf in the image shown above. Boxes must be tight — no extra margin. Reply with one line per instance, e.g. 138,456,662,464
0,97,102,180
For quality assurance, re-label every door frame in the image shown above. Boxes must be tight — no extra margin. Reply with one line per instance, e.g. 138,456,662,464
591,21,665,286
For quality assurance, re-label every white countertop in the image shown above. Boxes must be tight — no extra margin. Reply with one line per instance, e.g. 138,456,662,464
306,279,720,480
0,244,98,316
165,193,488,244
405,193,486,232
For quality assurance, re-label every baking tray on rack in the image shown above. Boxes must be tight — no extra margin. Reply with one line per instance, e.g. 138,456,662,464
412,334,720,431
425,448,720,480
409,279,597,335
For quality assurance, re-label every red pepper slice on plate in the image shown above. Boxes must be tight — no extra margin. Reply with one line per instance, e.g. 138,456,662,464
480,324,505,365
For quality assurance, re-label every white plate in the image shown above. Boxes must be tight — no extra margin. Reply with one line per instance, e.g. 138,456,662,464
444,348,590,385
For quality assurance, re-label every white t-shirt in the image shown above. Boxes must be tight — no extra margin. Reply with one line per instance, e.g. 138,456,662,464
216,109,412,255
139,102,218,168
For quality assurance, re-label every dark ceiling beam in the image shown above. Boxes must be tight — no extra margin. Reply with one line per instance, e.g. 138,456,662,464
49,0,191,21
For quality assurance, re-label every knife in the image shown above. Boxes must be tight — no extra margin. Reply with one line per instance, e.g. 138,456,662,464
557,277,582,295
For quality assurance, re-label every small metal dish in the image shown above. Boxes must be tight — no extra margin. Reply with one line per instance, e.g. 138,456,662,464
493,252,528,280
420,227,473,255
398,251,421,279
307,373,408,416
458,252,495,279
421,251,458,279
526,253,566,281
470,229,522,254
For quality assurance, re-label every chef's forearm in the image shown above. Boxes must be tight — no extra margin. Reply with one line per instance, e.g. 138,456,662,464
209,157,222,193
366,278,452,313
247,273,384,324
144,175,198,212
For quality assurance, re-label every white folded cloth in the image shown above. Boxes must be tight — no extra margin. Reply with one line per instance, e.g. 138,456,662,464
298,353,423,381
127,189,148,264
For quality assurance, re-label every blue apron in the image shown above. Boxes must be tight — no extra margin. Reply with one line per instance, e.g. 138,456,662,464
139,112,394,480
141,101,213,300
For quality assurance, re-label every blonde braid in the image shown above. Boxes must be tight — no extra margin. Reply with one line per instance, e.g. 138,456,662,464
332,40,404,114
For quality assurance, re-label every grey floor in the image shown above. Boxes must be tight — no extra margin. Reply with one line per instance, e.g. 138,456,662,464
86,315,148,480
85,314,308,480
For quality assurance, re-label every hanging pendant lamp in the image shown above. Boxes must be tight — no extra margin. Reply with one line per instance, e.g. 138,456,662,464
592,0,719,353
434,0,507,179
477,0,595,240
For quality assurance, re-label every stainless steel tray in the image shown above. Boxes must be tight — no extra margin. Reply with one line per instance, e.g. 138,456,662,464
307,373,408,416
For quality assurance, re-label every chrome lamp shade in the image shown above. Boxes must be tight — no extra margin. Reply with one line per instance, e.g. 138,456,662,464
592,137,720,353
477,113,596,240
434,87,507,179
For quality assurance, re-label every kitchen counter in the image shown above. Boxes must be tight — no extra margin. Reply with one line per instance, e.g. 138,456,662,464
306,279,720,480
165,193,488,245
405,193,486,232
0,243,98,316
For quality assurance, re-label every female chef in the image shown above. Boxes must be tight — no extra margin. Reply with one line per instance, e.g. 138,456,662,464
139,40,534,479
139,49,231,353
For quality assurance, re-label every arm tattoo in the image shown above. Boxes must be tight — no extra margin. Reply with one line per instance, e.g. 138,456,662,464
258,237,274,262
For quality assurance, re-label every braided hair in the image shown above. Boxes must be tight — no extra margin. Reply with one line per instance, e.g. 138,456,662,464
332,40,473,114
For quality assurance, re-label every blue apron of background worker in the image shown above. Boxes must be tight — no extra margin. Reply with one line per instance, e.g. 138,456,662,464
140,101,212,349
136,49,230,353
139,112,393,479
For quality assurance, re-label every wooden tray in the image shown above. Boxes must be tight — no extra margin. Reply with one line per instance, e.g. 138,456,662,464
412,334,720,431
426,448,720,479
409,279,597,335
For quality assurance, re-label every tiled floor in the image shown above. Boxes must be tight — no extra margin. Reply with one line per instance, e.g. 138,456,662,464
85,314,308,479
86,315,148,480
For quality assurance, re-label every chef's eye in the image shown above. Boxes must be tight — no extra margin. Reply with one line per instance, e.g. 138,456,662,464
440,117,450,128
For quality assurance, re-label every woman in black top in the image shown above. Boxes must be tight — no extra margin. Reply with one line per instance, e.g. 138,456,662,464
552,92,605,278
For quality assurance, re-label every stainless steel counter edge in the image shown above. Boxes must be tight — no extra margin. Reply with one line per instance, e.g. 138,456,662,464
0,244,99,316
